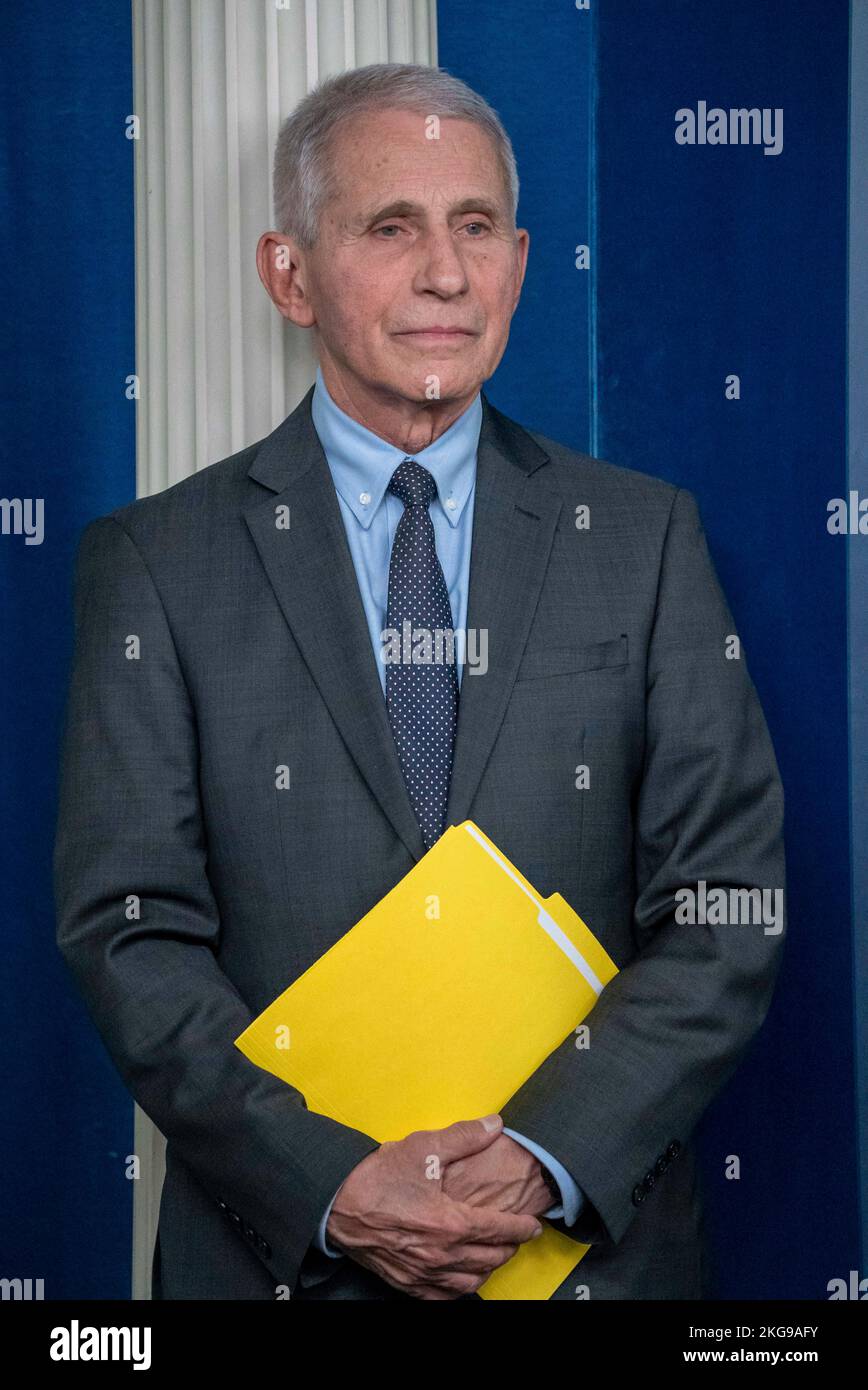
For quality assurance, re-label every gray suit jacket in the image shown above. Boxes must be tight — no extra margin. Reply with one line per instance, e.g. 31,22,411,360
54,385,786,1300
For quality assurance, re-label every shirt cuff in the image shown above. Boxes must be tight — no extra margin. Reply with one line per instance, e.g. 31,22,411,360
314,1187,344,1258
503,1127,585,1227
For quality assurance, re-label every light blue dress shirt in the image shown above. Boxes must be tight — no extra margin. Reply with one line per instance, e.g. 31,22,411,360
309,366,585,1257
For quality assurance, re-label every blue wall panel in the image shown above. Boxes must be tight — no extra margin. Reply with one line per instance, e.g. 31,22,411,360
848,0,868,1277
435,0,596,450
592,0,855,1300
439,0,859,1297
0,0,136,1297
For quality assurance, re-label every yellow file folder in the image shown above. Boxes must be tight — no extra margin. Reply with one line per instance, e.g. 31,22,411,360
235,820,618,1300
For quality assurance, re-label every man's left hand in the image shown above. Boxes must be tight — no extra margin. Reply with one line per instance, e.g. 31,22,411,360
441,1133,554,1217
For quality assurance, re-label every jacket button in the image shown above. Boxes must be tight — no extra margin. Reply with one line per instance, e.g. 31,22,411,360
632,1184,646,1206
642,1172,655,1193
654,1156,668,1176
666,1140,682,1160
243,1222,256,1242
259,1238,272,1259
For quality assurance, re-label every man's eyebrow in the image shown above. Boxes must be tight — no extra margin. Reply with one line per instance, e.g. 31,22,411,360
352,196,506,228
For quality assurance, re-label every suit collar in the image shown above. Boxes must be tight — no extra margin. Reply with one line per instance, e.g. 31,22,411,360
310,367,480,531
246,381,552,494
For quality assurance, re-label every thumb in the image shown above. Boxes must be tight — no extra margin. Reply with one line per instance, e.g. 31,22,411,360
428,1114,504,1165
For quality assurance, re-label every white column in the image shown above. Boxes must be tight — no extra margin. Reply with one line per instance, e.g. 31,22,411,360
133,0,437,497
130,0,437,1297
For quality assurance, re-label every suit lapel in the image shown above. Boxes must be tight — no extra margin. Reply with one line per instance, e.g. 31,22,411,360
445,396,563,828
243,385,562,862
244,388,426,863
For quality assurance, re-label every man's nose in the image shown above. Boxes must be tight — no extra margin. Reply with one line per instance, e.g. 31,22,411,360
413,229,470,295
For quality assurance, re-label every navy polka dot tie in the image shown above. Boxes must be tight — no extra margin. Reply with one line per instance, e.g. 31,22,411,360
385,458,459,851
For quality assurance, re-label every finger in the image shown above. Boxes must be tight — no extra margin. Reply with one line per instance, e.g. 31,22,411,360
447,1242,519,1273
437,1270,486,1296
377,1261,476,1301
413,1282,472,1300
457,1202,543,1246
418,1266,487,1297
380,1269,459,1301
414,1115,503,1165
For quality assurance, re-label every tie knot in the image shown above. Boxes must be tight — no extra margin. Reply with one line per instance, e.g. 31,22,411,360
387,458,437,510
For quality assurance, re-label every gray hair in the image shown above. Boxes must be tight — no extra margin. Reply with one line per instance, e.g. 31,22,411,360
272,62,519,248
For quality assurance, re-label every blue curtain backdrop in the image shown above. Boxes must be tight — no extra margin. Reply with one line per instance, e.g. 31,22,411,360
0,1,136,1297
1,0,860,1299
437,0,858,1297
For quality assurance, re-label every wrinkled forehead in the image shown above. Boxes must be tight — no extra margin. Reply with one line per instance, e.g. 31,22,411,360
323,108,512,224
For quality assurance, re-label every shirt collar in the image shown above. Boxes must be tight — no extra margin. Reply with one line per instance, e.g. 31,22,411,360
311,364,481,530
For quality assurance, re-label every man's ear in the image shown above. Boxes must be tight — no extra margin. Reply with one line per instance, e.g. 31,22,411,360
511,227,530,312
256,230,316,327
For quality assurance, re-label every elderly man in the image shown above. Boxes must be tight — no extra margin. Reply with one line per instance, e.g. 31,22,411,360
55,62,785,1301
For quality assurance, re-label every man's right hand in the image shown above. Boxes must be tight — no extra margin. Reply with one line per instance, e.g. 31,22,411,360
325,1114,543,1299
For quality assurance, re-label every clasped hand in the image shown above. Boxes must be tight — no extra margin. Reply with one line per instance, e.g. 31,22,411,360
325,1113,554,1299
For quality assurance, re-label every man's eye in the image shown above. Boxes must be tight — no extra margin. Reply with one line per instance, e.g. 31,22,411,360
374,224,401,237
464,222,490,236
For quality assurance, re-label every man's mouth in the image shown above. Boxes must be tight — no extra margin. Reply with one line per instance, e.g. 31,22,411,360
395,328,477,340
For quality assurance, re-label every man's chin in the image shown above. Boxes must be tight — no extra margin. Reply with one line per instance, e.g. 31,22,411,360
378,354,483,403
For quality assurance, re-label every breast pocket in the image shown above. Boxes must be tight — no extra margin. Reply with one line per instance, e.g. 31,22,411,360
515,633,629,682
